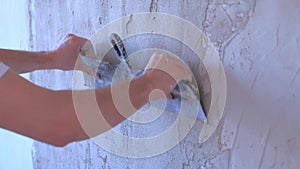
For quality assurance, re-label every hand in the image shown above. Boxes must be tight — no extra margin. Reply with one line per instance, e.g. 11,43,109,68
144,52,192,99
50,34,96,76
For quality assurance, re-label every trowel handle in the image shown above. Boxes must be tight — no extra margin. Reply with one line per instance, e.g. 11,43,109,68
110,33,131,68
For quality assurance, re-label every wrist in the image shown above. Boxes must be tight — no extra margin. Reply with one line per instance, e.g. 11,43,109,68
129,74,153,107
143,69,175,95
42,51,57,69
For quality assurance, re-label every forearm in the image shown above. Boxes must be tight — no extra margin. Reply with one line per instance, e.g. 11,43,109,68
0,49,55,73
32,74,153,144
58,74,153,142
0,51,185,147
0,70,153,146
0,70,74,146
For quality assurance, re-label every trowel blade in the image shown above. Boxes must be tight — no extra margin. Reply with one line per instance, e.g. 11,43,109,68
170,87,207,122
197,103,207,121
133,70,207,122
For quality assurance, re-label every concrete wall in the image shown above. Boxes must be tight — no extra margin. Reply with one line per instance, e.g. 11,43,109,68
0,2,33,169
29,0,300,168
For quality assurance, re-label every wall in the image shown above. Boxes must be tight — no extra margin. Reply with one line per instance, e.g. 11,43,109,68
0,1,33,169
29,0,300,168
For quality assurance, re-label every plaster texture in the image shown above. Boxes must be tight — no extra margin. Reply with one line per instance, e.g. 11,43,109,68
28,0,300,168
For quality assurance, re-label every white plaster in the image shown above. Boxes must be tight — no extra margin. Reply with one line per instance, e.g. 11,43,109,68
28,0,300,168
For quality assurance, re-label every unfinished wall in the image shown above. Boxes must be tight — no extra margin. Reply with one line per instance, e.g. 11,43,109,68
29,0,300,168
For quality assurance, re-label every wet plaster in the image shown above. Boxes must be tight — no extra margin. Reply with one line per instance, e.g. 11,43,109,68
28,0,300,168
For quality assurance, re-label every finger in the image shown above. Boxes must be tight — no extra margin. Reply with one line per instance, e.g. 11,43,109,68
166,93,174,100
76,59,97,78
80,40,97,59
144,52,163,70
67,34,87,46
152,53,175,70
64,34,92,56
159,53,192,80
180,66,193,81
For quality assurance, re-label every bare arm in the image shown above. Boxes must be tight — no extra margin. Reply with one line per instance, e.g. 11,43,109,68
0,49,52,73
0,34,94,75
0,34,190,146
0,69,155,146
0,53,189,146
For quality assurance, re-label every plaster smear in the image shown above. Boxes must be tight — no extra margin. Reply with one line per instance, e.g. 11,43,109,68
83,50,201,123
29,0,300,168
75,48,204,159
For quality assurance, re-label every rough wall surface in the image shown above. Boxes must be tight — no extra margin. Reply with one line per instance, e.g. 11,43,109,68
29,0,300,168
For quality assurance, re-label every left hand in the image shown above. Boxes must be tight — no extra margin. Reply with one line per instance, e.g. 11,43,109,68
50,34,97,76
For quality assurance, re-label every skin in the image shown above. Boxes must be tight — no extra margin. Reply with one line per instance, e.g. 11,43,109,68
0,34,191,147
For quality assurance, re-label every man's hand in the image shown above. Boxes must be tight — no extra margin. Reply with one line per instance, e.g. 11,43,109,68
0,34,96,74
144,52,192,99
50,34,96,76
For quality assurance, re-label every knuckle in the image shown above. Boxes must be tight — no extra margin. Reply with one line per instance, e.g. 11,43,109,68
67,33,75,38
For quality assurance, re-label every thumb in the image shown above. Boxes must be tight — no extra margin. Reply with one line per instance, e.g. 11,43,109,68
80,40,97,59
75,59,98,78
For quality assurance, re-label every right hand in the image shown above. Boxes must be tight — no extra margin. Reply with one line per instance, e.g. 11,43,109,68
144,52,192,99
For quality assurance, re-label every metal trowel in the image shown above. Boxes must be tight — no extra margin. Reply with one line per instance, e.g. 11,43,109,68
93,33,207,122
